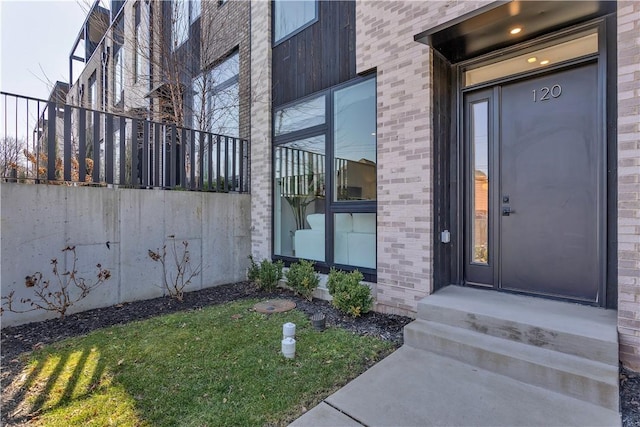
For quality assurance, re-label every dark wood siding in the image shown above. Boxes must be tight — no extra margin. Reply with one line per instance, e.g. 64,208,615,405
432,50,454,291
272,0,356,107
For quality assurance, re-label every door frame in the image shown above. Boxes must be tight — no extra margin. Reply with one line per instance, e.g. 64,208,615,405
441,16,617,308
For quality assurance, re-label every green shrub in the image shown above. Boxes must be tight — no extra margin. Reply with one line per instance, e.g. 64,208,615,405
247,256,283,291
247,255,260,282
285,259,319,301
326,268,373,317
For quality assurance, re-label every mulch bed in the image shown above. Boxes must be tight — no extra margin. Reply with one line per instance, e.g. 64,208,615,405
1,281,639,426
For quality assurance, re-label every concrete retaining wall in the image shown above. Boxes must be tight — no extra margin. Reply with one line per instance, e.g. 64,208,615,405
0,184,251,327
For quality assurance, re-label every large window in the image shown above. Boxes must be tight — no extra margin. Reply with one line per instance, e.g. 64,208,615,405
191,51,239,136
273,0,317,44
191,52,240,187
172,0,190,50
134,2,142,82
113,46,123,105
274,77,377,272
190,0,201,23
88,72,97,110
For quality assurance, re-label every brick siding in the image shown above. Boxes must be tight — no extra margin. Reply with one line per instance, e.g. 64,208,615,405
249,0,273,261
202,0,251,139
617,0,640,371
355,0,492,315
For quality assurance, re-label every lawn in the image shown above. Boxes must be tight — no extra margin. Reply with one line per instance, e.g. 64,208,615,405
6,299,394,426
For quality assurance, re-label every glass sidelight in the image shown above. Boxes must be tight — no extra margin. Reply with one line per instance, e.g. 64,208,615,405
464,89,493,286
470,100,489,264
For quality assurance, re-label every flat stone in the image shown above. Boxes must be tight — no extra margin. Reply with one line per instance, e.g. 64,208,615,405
253,299,296,314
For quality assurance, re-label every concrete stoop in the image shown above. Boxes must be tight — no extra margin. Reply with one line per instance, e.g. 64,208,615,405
290,286,621,426
404,286,620,412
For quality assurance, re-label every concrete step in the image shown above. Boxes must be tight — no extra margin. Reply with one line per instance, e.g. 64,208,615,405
404,319,619,411
416,286,618,366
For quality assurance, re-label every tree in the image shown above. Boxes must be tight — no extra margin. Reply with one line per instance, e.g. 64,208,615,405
83,0,247,136
0,136,26,179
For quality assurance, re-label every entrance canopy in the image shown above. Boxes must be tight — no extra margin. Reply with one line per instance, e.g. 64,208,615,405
414,1,616,63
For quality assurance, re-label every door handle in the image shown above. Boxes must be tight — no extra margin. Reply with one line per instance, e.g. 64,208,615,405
502,206,513,216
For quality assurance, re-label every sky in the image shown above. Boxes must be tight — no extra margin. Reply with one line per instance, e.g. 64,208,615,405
0,0,89,100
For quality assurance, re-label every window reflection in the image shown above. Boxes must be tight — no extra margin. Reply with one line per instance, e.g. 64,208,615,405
191,51,239,137
274,136,326,261
274,95,325,136
334,79,376,201
274,0,317,43
272,76,377,270
471,101,489,264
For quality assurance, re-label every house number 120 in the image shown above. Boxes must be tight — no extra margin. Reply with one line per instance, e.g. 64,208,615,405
532,84,562,102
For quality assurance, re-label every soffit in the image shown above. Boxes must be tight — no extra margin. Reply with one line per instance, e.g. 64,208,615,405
414,1,616,63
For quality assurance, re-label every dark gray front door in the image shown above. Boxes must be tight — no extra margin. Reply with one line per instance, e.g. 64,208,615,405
464,63,603,303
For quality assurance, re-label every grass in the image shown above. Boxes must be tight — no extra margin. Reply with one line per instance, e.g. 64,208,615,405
6,299,395,426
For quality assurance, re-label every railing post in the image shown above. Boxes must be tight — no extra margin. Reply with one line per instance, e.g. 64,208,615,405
216,135,221,191
131,118,139,186
47,101,56,181
246,139,251,193
190,130,196,190
170,124,177,188
92,110,100,183
105,113,114,184
119,118,126,185
154,122,160,187
142,120,149,187
239,138,245,193
79,108,87,182
232,137,237,192
197,132,204,190
63,105,72,182
224,136,229,192
180,128,187,188
207,133,213,190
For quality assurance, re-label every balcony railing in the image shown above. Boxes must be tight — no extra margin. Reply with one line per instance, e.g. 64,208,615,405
0,91,249,193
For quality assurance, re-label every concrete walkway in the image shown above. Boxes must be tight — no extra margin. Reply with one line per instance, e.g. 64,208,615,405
289,346,621,427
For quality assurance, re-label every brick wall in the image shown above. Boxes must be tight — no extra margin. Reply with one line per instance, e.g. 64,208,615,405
355,0,492,316
250,0,273,261
202,0,251,139
617,1,640,372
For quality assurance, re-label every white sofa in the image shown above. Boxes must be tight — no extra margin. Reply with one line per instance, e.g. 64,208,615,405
293,213,327,262
294,213,376,269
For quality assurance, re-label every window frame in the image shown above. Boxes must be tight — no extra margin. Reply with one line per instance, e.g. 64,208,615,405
113,45,124,106
171,0,190,51
191,50,240,136
272,0,319,46
272,75,377,279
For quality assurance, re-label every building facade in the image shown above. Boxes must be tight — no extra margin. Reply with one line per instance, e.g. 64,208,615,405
249,0,640,371
63,0,639,371
67,0,250,139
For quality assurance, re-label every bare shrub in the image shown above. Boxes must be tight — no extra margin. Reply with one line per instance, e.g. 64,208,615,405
1,246,112,319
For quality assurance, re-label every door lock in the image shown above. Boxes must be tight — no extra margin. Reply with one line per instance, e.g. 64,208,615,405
502,206,513,216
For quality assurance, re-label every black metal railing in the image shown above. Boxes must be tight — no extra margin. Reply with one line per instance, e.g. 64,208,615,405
0,91,249,192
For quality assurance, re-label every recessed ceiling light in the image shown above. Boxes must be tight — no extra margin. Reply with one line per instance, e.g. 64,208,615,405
527,57,537,63
540,60,550,65
510,27,522,35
